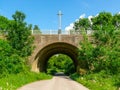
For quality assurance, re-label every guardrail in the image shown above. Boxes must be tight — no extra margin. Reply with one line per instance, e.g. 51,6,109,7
32,30,94,35
0,30,95,35
32,30,69,35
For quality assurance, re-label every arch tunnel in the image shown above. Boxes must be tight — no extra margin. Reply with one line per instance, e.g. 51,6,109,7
32,42,80,72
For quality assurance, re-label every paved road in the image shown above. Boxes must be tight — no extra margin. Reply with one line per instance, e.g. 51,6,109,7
18,76,89,90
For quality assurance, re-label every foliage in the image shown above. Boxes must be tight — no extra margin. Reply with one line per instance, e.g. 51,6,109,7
78,34,94,70
33,25,40,30
7,11,34,57
0,72,52,90
47,54,75,75
74,18,91,34
76,11,120,89
33,25,41,34
92,12,113,30
77,12,120,74
28,24,33,30
70,72,119,90
112,13,120,29
0,15,9,35
74,11,120,33
0,39,28,77
0,11,51,90
0,15,9,31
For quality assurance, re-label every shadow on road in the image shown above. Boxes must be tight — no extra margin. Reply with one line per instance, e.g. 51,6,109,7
54,72,70,80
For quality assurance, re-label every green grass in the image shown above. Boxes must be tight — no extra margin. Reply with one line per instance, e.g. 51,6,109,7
70,72,120,90
0,72,52,90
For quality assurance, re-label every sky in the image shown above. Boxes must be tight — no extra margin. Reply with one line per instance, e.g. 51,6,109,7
0,0,120,32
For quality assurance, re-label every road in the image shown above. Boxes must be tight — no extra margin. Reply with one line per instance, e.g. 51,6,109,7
18,75,89,90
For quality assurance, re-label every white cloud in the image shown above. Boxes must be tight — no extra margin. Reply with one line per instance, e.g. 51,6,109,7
65,23,74,31
75,19,79,22
79,13,86,19
70,23,74,28
95,13,99,17
88,15,93,20
65,14,94,34
88,15,93,24
65,14,87,33
65,23,74,35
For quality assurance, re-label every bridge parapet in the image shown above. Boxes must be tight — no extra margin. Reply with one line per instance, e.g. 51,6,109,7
33,34,84,47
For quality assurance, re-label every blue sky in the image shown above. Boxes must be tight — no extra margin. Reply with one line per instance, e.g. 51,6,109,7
0,0,120,32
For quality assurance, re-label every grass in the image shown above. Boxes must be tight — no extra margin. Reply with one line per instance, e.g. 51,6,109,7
0,72,52,90
70,71,120,90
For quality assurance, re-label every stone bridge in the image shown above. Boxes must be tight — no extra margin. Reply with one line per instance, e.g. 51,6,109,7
29,34,91,72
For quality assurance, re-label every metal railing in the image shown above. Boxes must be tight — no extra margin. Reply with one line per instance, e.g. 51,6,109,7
32,30,69,35
0,30,94,35
31,30,94,35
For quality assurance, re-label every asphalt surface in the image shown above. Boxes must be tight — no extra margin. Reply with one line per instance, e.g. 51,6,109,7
18,76,89,90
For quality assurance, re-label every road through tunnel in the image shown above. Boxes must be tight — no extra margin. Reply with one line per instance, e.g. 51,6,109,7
32,42,79,72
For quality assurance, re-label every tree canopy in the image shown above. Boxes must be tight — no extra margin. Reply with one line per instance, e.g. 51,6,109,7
74,12,120,34
7,11,34,57
0,15,9,34
77,12,120,75
47,54,75,75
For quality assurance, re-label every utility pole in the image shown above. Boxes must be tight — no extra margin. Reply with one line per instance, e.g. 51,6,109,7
57,11,63,34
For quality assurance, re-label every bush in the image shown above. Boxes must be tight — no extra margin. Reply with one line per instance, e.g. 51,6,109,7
0,39,28,77
70,72,118,90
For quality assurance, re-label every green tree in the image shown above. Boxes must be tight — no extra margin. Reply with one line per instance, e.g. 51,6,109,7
0,15,9,34
92,12,113,30
78,12,120,74
28,24,33,30
7,11,34,57
112,13,120,30
33,25,41,34
74,18,91,34
47,54,75,75
33,25,40,30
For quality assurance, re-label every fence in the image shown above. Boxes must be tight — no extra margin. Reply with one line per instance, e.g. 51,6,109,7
0,30,94,35
32,30,94,35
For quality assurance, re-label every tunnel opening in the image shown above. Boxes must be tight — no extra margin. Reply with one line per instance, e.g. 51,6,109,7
33,42,79,73
46,54,76,75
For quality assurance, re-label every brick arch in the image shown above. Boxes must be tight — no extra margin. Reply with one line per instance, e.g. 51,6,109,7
32,42,79,72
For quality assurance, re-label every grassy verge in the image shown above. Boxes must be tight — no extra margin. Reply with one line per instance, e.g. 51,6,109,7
0,72,52,90
70,72,120,90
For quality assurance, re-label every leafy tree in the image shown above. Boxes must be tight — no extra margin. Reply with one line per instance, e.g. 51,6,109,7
0,15,9,30
112,13,120,30
28,24,33,30
33,25,40,30
7,11,34,57
0,15,9,34
33,25,41,34
77,12,120,74
74,18,91,34
47,54,75,75
12,11,25,23
78,34,94,71
91,12,113,30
